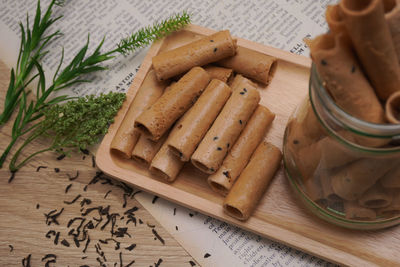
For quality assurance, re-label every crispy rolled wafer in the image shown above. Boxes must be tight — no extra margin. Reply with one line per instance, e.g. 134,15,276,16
131,134,166,166
384,0,400,61
134,67,210,141
340,0,400,100
208,105,275,195
228,74,257,90
217,46,277,85
377,190,400,217
223,142,282,221
385,91,400,124
381,164,400,188
167,79,232,162
152,30,237,81
149,142,185,183
331,158,394,201
309,32,385,124
110,70,167,158
326,4,347,34
358,182,393,209
203,65,233,83
344,201,376,220
191,82,260,174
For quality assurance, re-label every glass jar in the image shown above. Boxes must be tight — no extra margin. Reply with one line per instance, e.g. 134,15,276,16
283,63,400,230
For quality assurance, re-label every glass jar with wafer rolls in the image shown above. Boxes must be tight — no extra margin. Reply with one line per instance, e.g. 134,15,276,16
283,63,400,230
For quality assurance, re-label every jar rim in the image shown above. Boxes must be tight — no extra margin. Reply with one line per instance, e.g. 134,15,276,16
310,63,400,138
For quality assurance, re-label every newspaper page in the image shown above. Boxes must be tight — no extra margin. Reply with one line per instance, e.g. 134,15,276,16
0,0,338,266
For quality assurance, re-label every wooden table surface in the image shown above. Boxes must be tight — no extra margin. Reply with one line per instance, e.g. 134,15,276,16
0,60,198,266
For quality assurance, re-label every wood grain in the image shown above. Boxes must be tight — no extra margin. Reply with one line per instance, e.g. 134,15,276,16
97,24,400,267
0,57,197,266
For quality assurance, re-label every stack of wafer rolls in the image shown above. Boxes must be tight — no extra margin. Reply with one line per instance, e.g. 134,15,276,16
191,78,260,174
134,67,210,141
152,30,237,81
110,70,168,159
208,105,275,196
223,141,282,221
339,0,400,101
309,32,385,124
167,79,232,162
216,47,277,85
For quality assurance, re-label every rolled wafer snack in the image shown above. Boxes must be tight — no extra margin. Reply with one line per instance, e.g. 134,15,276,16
167,79,232,162
223,142,282,221
134,67,210,141
149,118,186,182
331,158,394,201
326,4,347,34
228,74,257,90
385,91,400,124
340,0,400,100
344,201,376,220
152,30,237,81
216,46,277,85
303,175,328,207
208,105,275,195
309,32,385,124
203,65,233,83
384,0,400,60
131,134,166,166
380,164,400,188
191,82,260,174
110,70,167,158
378,190,400,217
358,182,393,209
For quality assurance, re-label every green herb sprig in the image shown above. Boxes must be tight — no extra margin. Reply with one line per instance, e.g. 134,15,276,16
0,0,191,171
9,92,126,172
0,0,63,125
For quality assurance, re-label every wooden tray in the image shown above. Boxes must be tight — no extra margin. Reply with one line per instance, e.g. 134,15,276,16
96,24,400,267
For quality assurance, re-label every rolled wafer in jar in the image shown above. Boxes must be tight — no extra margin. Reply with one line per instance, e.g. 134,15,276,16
309,32,385,124
331,158,394,201
203,65,233,83
326,4,347,34
216,46,277,85
191,82,260,174
344,201,376,220
131,134,166,166
385,91,400,124
223,142,282,221
303,174,328,207
340,0,400,100
384,0,400,61
228,74,257,91
110,70,167,158
358,182,393,209
167,79,232,162
152,30,237,81
377,190,400,217
134,67,210,141
380,164,400,188
208,105,275,196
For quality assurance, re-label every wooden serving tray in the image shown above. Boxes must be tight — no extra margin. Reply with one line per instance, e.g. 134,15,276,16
96,24,400,267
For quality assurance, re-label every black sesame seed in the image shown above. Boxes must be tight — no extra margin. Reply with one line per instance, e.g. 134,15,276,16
54,168,60,173
226,143,230,148
213,47,217,52
152,195,159,204
351,65,356,73
210,39,214,42
213,136,218,141
217,147,222,151
222,171,230,178
239,120,242,125
36,203,40,209
293,140,299,145
189,260,196,266
210,168,215,172
57,154,66,160
243,88,247,92
176,226,178,230
321,59,327,65
204,253,211,258
239,91,245,95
